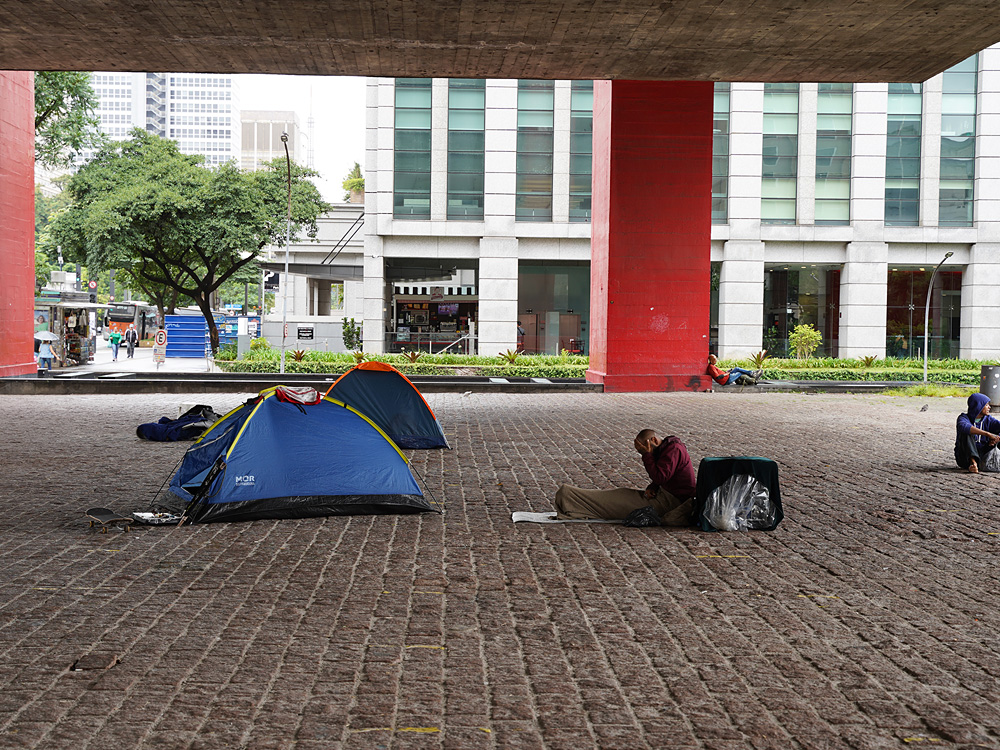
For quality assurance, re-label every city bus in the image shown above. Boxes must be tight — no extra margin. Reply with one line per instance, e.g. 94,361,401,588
103,301,157,340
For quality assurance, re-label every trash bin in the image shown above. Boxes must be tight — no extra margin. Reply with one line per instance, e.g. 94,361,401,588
980,366,1000,406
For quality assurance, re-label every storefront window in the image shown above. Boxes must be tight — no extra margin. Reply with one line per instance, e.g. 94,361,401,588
763,265,840,357
886,267,962,359
517,262,590,354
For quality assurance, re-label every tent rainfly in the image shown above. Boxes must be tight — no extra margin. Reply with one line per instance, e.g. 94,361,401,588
325,362,450,449
167,386,437,523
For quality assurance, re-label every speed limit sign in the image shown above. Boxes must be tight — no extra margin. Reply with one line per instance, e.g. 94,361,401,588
154,329,167,346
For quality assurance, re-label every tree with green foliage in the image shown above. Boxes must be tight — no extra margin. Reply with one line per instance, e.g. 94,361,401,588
342,162,364,201
50,129,330,352
788,323,823,359
34,72,104,168
341,317,363,350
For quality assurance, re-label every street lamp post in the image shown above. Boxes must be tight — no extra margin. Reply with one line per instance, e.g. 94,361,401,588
923,251,954,383
279,131,292,375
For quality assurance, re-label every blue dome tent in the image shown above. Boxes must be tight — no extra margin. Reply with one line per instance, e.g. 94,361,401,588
324,362,449,449
167,386,436,523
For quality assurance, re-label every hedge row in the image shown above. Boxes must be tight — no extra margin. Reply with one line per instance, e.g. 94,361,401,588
214,359,590,378
758,368,978,385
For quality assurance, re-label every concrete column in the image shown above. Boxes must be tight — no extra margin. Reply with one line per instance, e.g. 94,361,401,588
587,80,713,392
361,233,387,353
963,49,1000,358
727,84,764,235
366,79,396,233
852,84,888,236
477,237,519,356
717,241,765,358
0,71,36,376
552,81,571,223
430,78,448,221
797,83,818,226
960,243,1000,358
839,241,888,357
920,74,943,226
484,80,517,235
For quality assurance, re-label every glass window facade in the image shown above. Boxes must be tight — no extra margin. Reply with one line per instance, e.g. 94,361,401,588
763,264,841,357
886,268,962,358
447,80,485,220
516,80,554,222
815,83,852,225
762,83,799,224
940,55,977,226
885,82,922,226
713,83,730,224
394,78,432,219
569,81,593,223
517,262,590,354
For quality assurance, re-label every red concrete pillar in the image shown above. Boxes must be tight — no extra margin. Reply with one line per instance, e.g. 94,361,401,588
587,80,714,392
0,71,36,377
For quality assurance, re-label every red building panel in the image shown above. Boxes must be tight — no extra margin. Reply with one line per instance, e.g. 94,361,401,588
587,80,714,392
0,71,36,377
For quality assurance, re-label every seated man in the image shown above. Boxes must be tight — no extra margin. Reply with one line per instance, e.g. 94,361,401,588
553,429,697,525
955,393,1000,473
707,354,762,386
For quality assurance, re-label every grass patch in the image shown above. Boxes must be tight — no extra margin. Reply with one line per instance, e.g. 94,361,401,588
881,383,975,398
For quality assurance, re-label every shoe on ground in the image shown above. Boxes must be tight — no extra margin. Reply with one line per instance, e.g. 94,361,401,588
752,368,763,380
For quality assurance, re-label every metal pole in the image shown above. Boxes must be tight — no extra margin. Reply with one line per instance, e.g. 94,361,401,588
923,251,953,383
279,132,292,375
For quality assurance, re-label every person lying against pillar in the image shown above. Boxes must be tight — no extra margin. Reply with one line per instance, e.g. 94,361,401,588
553,429,697,525
955,393,1000,473
707,354,762,386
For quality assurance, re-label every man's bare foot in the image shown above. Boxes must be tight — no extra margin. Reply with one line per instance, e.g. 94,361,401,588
969,460,979,474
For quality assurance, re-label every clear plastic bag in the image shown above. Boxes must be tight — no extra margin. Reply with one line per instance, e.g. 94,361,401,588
702,474,776,531
983,446,1000,473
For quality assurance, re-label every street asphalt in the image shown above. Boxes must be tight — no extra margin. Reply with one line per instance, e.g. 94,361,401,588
1,386,998,749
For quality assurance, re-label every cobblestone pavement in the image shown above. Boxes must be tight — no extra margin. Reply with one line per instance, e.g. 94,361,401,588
1,390,998,750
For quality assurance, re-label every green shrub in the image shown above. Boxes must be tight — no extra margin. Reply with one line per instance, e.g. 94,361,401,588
788,324,822,359
342,318,362,350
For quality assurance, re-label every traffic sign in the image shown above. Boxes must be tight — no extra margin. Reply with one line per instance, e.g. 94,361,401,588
154,329,167,346
88,279,97,290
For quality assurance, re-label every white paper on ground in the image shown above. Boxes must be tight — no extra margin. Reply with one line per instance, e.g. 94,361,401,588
511,511,621,524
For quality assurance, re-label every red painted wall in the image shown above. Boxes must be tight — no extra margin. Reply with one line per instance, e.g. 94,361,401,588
0,71,36,377
587,80,714,392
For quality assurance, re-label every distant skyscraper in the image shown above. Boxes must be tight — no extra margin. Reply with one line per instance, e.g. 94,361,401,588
240,110,306,170
81,72,241,166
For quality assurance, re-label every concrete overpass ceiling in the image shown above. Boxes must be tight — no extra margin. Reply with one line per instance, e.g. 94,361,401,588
3,1,999,82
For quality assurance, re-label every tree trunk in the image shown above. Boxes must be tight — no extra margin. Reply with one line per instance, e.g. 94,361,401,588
195,294,220,354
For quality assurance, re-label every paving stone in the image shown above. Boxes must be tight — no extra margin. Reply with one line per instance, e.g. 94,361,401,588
1,391,1000,749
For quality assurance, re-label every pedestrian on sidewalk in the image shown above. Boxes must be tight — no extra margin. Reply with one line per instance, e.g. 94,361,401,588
124,324,139,358
37,340,56,372
109,329,122,361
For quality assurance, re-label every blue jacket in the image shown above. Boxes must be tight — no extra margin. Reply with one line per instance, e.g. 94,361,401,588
956,393,1000,449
